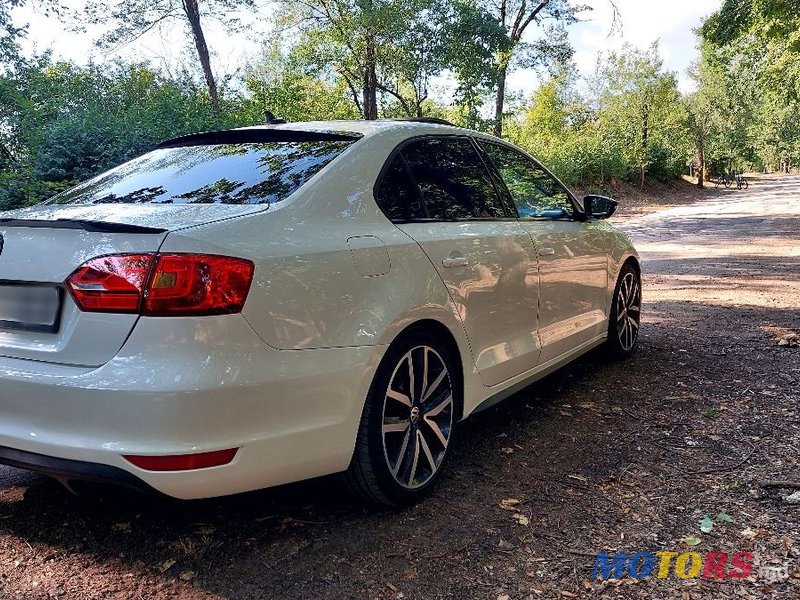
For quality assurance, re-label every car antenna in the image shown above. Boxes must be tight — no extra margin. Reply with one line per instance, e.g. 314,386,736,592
264,110,287,125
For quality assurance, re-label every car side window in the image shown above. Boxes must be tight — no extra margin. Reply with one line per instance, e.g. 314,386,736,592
375,155,427,221
400,137,507,220
480,142,575,219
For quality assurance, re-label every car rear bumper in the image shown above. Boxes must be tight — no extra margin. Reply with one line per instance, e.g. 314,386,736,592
0,314,382,499
0,445,160,494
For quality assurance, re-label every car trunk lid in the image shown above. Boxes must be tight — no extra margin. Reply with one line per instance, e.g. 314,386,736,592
0,205,264,367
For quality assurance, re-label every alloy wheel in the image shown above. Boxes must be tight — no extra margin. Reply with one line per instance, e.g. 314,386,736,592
616,271,641,351
382,345,454,490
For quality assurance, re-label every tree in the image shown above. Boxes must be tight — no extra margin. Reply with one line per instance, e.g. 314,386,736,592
286,0,507,120
699,1,800,172
0,1,61,62
596,43,689,189
686,39,749,184
0,55,251,209
479,0,590,136
85,0,257,115
244,40,360,121
285,0,417,119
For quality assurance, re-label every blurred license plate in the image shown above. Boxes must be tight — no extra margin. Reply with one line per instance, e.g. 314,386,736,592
0,285,61,332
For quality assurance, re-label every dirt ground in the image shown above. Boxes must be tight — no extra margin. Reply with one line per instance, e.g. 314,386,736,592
0,174,798,600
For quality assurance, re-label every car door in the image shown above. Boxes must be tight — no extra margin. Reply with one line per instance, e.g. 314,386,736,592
378,136,540,387
479,141,608,365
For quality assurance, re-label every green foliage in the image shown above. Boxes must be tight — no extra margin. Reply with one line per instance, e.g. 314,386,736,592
506,45,691,186
283,0,510,119
0,57,257,209
84,0,255,49
0,1,61,63
243,42,360,122
5,0,799,210
697,0,800,172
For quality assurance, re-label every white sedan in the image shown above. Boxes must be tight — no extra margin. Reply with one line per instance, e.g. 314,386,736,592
0,119,640,505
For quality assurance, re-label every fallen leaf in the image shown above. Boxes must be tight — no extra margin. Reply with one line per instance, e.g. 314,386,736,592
179,570,196,582
740,528,758,540
682,536,702,547
500,498,521,511
716,512,734,523
700,516,714,533
112,522,130,532
500,447,514,455
159,559,176,573
513,513,530,526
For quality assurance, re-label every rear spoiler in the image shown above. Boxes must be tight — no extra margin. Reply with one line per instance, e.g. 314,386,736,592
0,218,167,234
157,128,363,149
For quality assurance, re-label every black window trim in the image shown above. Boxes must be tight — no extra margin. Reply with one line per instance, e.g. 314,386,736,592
476,138,586,221
469,137,521,219
373,134,519,224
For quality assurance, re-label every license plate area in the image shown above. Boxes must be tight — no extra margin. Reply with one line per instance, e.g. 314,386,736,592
0,283,63,333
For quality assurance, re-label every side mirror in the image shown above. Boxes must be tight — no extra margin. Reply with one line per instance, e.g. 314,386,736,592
583,195,618,220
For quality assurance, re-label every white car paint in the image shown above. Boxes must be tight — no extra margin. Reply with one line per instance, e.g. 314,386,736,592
0,120,638,499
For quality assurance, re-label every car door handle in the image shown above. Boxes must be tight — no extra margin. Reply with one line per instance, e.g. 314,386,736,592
442,257,469,269
538,247,555,257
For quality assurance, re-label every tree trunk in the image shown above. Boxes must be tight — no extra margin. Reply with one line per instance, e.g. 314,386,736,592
183,0,219,116
493,65,507,137
697,136,705,188
362,32,378,120
640,102,649,191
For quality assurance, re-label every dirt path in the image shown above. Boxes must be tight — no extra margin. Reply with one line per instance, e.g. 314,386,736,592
1,176,798,600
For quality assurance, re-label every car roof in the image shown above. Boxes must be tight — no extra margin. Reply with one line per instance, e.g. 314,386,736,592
157,117,521,153
158,119,498,150
238,119,480,139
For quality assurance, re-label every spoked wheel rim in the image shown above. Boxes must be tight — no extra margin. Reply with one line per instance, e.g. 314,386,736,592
616,271,641,352
382,345,454,490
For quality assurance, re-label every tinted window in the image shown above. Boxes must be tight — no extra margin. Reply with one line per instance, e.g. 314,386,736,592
400,137,507,220
481,142,575,219
375,155,427,221
45,140,354,205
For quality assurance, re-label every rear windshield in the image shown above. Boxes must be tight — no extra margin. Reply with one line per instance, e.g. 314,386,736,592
44,140,354,205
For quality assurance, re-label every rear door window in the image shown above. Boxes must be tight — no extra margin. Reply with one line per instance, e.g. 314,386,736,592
45,140,355,205
375,155,427,221
400,137,508,220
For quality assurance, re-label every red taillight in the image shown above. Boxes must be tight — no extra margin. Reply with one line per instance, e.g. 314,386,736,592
123,448,238,471
66,253,254,316
66,254,155,313
143,254,254,316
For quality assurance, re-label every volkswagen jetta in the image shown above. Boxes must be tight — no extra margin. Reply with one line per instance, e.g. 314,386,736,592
0,119,640,505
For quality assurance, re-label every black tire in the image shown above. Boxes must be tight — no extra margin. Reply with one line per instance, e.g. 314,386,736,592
343,329,461,506
604,263,642,359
